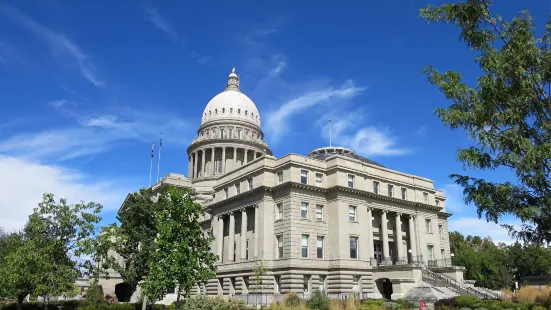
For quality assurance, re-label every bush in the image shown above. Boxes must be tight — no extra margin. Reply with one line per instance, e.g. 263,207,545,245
435,298,459,309
284,293,301,307
395,299,417,309
0,301,86,310
306,290,330,310
177,296,250,310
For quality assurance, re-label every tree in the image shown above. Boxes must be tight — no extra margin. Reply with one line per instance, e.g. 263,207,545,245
252,261,267,306
142,186,217,310
0,194,102,310
420,0,551,243
95,188,160,295
508,242,551,282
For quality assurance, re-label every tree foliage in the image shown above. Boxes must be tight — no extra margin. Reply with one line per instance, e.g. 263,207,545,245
96,188,159,294
450,231,551,289
0,194,102,310
141,186,217,310
420,0,551,243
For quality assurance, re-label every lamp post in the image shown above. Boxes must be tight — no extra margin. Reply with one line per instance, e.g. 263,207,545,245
408,249,412,264
451,253,455,266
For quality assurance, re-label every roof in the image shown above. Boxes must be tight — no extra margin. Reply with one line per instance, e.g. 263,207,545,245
307,146,384,167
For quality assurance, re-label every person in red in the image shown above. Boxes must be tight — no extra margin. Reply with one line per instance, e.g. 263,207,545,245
418,300,426,309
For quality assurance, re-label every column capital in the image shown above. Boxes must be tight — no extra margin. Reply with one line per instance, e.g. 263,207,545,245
382,210,388,214
395,212,402,217
409,214,416,219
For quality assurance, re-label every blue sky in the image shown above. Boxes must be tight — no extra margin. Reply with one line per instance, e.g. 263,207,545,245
0,0,548,242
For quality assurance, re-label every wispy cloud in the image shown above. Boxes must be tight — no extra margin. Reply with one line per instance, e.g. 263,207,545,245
144,6,178,42
265,80,366,144
0,3,103,87
0,39,24,65
319,110,409,157
48,99,69,108
0,156,130,231
0,108,192,162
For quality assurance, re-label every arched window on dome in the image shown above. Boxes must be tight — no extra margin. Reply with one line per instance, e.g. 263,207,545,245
230,108,233,114
245,110,248,116
222,108,225,114
215,109,218,114
209,111,212,116
238,109,241,114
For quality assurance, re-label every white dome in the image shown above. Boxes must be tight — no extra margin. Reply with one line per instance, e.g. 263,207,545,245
201,68,261,127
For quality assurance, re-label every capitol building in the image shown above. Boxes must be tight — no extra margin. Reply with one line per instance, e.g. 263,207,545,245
97,68,484,302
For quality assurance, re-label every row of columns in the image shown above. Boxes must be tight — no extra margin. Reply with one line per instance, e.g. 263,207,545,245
214,206,259,262
366,209,417,264
188,147,262,179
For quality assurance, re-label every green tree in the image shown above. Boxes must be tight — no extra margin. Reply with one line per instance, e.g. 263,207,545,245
420,0,551,243
95,188,160,295
508,242,551,282
142,186,217,310
252,261,267,306
0,194,102,310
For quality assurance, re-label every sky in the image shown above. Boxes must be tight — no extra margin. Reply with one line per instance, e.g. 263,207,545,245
0,0,549,243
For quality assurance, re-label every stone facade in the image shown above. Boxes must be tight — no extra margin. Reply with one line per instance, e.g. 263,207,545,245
101,68,463,302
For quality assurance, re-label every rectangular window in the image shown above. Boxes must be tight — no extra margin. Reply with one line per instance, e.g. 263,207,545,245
350,236,358,259
426,219,432,233
348,174,355,188
303,275,310,292
349,206,357,222
315,205,324,220
373,181,379,194
439,224,444,238
401,187,407,200
224,188,228,198
319,276,326,292
427,245,434,260
301,170,308,184
276,203,283,220
317,236,324,259
315,173,323,186
214,159,222,174
301,234,309,258
237,129,242,139
352,276,360,292
248,178,253,190
301,202,309,219
277,172,283,185
441,249,445,258
276,235,283,259
423,192,429,204
235,183,240,195
388,184,394,197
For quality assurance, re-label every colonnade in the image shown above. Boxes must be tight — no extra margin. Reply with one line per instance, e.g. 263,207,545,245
213,205,259,262
188,147,263,179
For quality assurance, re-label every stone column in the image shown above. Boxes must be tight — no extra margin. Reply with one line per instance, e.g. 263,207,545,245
245,149,249,164
254,205,259,258
254,152,258,159
188,155,192,178
366,207,375,265
228,212,235,261
222,147,227,174
233,147,237,171
211,147,215,176
395,213,404,264
217,216,224,261
408,215,417,262
201,150,206,178
240,208,248,260
210,217,217,254
381,211,390,264
193,152,198,179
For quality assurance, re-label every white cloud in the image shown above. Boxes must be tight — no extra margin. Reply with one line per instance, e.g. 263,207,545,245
265,80,366,143
48,99,69,108
0,156,129,232
440,183,465,212
0,3,103,87
318,109,409,157
0,109,192,162
144,6,178,42
448,217,521,244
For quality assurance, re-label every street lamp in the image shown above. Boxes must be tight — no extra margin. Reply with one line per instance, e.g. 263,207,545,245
408,249,412,264
451,253,455,266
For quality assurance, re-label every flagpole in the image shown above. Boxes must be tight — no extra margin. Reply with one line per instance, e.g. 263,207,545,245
329,118,332,147
149,142,155,188
157,133,162,183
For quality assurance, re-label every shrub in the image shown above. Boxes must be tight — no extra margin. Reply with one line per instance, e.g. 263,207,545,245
395,299,417,309
284,293,301,307
361,299,386,306
305,290,330,310
455,296,481,309
177,296,249,310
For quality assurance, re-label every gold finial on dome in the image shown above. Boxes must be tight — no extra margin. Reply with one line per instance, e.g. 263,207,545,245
226,66,240,91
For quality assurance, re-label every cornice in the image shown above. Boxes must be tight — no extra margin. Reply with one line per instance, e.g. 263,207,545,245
206,182,444,213
438,211,453,218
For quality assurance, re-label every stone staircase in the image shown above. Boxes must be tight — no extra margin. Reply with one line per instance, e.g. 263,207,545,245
421,267,500,299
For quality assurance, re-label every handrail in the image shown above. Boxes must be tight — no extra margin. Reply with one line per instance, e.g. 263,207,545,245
421,267,500,299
